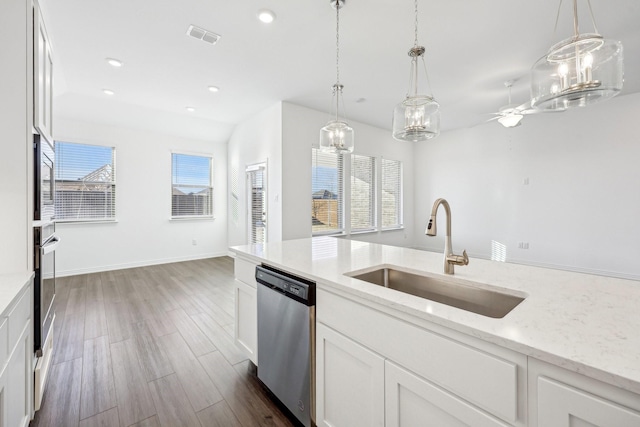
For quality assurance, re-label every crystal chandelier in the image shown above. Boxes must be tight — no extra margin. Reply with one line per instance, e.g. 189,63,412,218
319,0,354,154
392,0,440,142
531,0,624,111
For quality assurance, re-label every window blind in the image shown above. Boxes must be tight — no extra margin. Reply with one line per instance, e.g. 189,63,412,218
381,158,403,228
247,165,266,243
55,141,116,221
171,153,213,218
351,154,376,231
312,148,344,234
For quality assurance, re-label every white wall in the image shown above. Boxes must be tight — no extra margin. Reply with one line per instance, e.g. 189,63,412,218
227,103,283,248
414,92,640,280
0,0,32,275
54,119,228,276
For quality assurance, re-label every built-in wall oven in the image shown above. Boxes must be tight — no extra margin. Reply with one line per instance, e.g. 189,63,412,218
33,133,58,410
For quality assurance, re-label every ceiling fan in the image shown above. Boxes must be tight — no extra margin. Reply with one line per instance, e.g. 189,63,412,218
487,80,544,128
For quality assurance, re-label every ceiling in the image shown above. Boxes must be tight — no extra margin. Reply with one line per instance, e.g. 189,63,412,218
43,0,640,142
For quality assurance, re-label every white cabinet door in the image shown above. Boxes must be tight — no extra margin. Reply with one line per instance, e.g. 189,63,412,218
538,377,640,427
6,327,32,427
316,323,384,427
234,279,257,364
34,3,53,143
385,361,511,427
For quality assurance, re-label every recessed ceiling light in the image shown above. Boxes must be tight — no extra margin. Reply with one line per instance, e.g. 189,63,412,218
208,86,220,93
106,58,123,67
186,107,195,112
356,98,367,103
257,9,276,24
103,89,115,95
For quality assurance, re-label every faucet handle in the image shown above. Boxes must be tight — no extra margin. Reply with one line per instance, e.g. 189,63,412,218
447,250,469,267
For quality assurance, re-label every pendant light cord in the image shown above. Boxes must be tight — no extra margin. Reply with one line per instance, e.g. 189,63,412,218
336,1,340,85
414,0,419,48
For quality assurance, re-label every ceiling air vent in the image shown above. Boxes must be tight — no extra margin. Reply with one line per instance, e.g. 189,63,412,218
186,25,220,45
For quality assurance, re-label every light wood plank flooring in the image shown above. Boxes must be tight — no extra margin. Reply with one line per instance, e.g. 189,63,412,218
30,257,294,427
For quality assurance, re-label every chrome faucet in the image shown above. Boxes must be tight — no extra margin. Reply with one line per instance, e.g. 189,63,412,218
426,198,469,275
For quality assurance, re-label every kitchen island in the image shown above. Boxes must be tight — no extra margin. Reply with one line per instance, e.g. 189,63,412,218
230,237,640,427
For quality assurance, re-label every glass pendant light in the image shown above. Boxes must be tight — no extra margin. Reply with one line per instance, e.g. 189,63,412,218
392,0,439,142
319,0,354,154
531,0,624,111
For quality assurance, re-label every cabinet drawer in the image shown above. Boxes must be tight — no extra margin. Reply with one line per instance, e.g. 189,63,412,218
8,289,30,352
234,258,257,288
0,317,7,368
538,377,640,426
318,288,523,424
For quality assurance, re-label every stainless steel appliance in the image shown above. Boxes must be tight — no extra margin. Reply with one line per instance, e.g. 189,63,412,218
34,134,55,222
256,265,316,427
33,220,58,356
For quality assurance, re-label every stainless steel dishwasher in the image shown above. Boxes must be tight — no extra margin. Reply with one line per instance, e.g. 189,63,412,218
256,264,316,427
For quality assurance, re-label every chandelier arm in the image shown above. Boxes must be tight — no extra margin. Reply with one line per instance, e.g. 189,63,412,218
421,56,435,98
552,0,564,39
586,0,599,34
572,0,579,38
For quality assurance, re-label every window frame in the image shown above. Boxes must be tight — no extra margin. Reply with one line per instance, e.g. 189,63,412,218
54,140,117,223
170,151,215,220
380,157,404,230
311,149,404,236
311,148,345,236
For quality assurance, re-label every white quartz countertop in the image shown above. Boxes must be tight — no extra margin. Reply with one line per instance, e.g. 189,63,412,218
230,237,640,395
0,272,33,316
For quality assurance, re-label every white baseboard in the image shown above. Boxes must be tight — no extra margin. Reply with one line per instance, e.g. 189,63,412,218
56,251,230,277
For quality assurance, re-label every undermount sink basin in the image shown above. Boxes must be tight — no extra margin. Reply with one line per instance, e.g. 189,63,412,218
346,267,525,318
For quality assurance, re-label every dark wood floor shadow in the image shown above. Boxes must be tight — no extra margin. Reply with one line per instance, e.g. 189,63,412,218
29,256,294,427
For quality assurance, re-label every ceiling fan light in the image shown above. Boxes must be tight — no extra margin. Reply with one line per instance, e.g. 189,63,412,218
498,114,523,128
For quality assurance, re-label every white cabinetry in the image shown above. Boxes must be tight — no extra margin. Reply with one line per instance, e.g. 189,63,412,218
316,322,384,427
0,279,34,427
34,1,53,143
316,288,527,427
529,359,640,427
386,361,510,427
233,257,258,364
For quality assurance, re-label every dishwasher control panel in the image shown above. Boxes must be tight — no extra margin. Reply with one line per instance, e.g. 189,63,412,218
256,265,315,305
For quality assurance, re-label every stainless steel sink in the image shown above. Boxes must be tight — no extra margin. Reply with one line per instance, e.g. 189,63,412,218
346,267,525,318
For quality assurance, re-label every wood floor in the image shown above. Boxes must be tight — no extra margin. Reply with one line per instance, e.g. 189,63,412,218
29,257,294,427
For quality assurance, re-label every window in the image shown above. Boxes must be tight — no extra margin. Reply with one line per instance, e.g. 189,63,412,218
311,148,344,234
171,153,213,218
381,158,403,228
55,141,116,221
351,154,376,231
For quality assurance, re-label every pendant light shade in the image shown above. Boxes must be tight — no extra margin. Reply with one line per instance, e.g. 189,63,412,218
319,0,354,154
392,1,440,142
320,85,355,153
531,0,624,111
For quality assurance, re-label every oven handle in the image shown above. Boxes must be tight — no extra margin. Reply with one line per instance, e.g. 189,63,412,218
41,236,60,255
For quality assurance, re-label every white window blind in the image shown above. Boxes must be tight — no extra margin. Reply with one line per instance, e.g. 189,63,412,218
381,158,403,229
312,148,344,234
171,153,213,218
247,165,267,244
351,154,376,231
55,141,116,221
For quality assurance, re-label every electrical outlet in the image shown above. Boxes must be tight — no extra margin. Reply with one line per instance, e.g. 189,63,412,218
523,177,530,185
518,242,529,249
192,239,197,246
